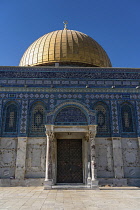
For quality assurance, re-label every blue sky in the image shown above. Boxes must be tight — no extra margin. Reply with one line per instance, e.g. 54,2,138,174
0,0,140,67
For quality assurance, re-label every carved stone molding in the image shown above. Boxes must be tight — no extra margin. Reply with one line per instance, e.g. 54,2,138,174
46,130,54,141
45,125,54,140
88,125,97,139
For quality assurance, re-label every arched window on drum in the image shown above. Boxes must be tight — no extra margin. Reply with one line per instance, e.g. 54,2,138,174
94,102,110,136
29,103,45,135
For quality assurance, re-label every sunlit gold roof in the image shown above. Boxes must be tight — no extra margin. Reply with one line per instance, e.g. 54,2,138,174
19,29,112,67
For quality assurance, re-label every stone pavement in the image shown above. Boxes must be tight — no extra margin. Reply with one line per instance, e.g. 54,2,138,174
0,187,140,210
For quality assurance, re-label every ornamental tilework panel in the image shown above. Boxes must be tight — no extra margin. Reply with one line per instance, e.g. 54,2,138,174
20,100,28,134
17,80,25,84
8,80,16,84
89,115,96,124
1,94,8,99
136,101,140,134
54,107,88,125
131,94,140,100
111,101,119,134
117,100,135,105
56,100,64,105
87,94,122,100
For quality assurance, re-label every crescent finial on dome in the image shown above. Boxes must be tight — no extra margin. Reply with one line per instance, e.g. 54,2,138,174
63,21,68,30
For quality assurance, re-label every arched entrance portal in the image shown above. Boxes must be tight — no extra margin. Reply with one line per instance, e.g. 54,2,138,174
44,102,98,189
54,106,87,184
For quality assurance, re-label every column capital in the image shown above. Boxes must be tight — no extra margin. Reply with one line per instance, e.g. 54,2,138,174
45,125,54,140
45,124,54,131
88,125,97,139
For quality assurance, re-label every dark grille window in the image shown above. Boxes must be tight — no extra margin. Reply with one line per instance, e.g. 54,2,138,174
121,104,133,132
95,104,108,133
30,105,45,133
94,103,110,135
5,104,18,132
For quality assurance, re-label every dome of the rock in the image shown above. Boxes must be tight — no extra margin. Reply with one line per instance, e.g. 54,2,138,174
19,29,112,67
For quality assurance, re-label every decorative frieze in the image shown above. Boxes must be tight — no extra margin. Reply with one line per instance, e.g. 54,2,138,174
1,67,140,79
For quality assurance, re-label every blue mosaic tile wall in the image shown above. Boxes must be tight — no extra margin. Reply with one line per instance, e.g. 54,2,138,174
0,94,138,137
0,67,140,137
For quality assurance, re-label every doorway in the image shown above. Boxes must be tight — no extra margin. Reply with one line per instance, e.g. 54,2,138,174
57,139,83,183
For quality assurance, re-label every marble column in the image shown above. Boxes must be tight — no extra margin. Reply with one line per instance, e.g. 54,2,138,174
86,132,91,187
88,125,99,189
15,137,27,180
44,125,54,189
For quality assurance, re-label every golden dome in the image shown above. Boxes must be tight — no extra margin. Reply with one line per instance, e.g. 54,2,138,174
19,29,112,67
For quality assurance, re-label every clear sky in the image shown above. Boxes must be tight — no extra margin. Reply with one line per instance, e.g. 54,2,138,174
0,0,140,68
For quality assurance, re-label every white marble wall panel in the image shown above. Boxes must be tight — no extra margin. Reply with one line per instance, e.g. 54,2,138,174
121,138,140,178
112,137,124,178
95,138,114,178
25,137,46,178
0,138,17,178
